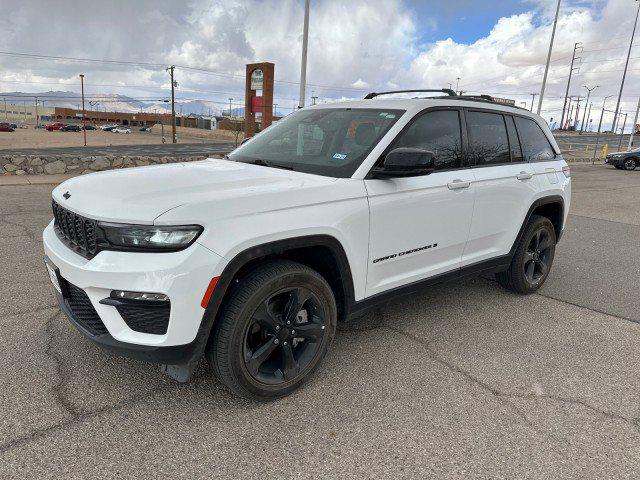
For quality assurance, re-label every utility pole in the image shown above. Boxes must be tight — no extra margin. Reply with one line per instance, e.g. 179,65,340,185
3,98,6,120
273,103,278,116
612,0,640,132
455,77,461,94
298,0,310,108
228,97,233,117
628,97,640,149
618,113,628,151
538,0,561,114
167,65,177,143
34,96,39,126
560,42,582,130
593,95,616,162
311,91,318,105
530,93,538,112
573,96,582,129
580,85,598,133
586,102,592,131
79,74,87,146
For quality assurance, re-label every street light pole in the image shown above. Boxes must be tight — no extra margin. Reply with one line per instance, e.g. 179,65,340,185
611,0,639,133
298,0,310,109
228,97,233,117
580,85,598,134
538,0,561,114
618,113,628,151
79,74,87,146
530,93,537,112
455,77,461,94
628,97,640,149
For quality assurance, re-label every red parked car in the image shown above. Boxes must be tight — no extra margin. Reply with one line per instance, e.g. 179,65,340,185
0,122,15,132
46,123,66,131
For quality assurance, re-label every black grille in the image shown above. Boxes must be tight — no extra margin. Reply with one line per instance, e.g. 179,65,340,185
115,302,170,335
52,201,99,259
65,282,108,336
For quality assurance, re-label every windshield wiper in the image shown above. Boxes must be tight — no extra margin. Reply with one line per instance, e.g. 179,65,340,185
252,159,294,171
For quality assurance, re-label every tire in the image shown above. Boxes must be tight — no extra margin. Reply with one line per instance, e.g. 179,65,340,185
623,157,637,171
496,215,556,294
208,259,337,400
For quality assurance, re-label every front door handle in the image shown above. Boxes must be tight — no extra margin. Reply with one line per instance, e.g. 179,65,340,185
447,179,471,190
516,171,533,181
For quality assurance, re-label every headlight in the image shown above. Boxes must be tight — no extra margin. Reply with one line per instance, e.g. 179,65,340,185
98,223,203,251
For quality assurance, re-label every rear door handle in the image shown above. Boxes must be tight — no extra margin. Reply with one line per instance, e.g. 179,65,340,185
447,179,471,190
516,171,533,181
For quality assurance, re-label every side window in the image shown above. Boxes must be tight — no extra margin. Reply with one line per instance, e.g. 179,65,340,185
391,110,463,170
505,116,523,162
514,116,556,162
466,111,510,166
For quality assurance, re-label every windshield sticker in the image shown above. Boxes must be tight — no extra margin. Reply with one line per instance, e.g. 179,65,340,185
332,153,347,160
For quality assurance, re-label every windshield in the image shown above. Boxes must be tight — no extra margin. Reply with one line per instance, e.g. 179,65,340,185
228,108,404,178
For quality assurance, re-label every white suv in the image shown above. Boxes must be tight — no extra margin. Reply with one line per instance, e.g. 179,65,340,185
43,90,571,400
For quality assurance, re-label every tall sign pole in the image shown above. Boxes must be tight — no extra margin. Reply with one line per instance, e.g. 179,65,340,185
537,0,561,115
80,74,87,147
298,0,310,109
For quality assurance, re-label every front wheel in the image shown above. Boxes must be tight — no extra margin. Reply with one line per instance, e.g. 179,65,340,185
208,260,337,400
624,158,637,171
496,215,556,294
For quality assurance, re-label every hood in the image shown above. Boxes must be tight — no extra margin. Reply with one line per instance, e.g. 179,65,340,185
52,159,338,224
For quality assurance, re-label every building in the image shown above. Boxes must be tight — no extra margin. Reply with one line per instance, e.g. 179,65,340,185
0,103,56,124
53,107,171,127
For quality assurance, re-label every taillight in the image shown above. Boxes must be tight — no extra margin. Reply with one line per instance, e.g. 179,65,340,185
562,166,570,178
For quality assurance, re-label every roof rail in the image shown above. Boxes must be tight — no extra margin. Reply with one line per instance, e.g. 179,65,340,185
364,89,456,100
433,94,529,110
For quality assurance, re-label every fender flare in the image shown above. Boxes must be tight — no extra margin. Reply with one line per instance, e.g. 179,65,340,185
509,195,565,257
189,235,356,361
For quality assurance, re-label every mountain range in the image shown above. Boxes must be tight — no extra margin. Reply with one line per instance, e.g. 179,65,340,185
1,91,288,117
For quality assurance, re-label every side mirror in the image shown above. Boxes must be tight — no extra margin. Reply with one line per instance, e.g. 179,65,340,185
372,148,435,178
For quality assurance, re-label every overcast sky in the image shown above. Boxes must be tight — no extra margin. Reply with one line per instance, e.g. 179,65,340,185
1,0,639,124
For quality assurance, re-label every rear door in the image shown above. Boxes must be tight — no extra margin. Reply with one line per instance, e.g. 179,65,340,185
365,109,475,296
513,116,565,188
461,110,539,265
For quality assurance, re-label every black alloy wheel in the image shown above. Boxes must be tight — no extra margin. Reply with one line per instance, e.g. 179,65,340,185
624,157,637,171
523,228,553,286
496,214,556,294
243,286,328,385
209,259,337,400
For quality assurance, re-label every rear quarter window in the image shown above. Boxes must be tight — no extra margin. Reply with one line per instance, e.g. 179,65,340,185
514,117,556,162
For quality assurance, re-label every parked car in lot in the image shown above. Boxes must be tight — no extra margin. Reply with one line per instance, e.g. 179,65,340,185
112,127,131,134
43,89,571,400
83,124,97,130
606,147,639,170
139,126,151,132
100,124,118,131
35,124,47,129
46,123,66,131
0,122,15,132
61,124,82,132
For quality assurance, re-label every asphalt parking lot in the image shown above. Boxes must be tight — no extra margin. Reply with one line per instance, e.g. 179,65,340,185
1,164,639,479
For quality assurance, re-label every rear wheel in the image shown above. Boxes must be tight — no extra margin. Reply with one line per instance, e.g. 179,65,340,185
623,157,637,171
208,259,336,400
496,215,556,294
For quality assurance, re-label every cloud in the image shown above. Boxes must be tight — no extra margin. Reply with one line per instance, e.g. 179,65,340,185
0,0,638,125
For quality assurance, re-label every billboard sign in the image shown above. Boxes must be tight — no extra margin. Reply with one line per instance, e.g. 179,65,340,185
250,69,263,90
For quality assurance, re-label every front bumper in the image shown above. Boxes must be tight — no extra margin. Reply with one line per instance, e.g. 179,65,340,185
43,221,224,363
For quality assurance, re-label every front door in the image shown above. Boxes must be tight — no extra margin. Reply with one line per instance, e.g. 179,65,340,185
365,109,475,297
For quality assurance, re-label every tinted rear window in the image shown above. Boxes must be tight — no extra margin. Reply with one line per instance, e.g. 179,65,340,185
514,117,556,162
